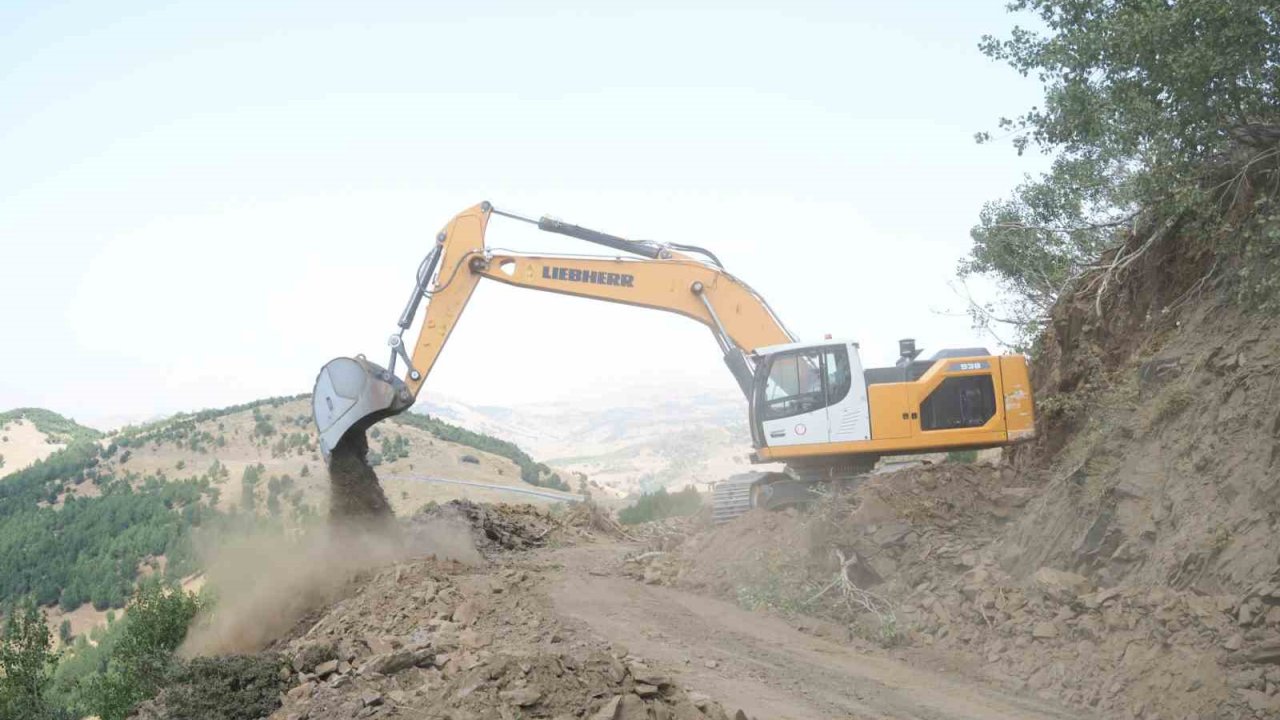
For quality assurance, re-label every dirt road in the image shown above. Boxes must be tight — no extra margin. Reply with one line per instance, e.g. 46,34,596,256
547,543,1086,720
386,473,583,503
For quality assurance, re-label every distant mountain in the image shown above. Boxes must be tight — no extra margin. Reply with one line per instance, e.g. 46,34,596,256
417,386,774,496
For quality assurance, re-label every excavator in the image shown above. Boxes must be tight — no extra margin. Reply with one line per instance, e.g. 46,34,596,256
312,203,1036,521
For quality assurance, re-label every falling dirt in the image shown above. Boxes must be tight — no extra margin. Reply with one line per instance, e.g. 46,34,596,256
179,519,481,658
328,428,394,526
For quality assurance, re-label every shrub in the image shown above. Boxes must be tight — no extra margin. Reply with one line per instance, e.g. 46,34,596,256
86,584,202,720
162,654,286,720
618,486,701,525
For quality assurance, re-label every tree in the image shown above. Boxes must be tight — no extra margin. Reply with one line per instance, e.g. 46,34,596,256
618,486,702,525
967,1,1280,345
87,584,201,720
240,464,263,513
0,598,59,720
265,485,281,517
57,621,71,645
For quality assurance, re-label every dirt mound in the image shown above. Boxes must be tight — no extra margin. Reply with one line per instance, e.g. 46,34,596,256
266,549,744,720
415,499,559,553
328,429,394,526
561,499,641,540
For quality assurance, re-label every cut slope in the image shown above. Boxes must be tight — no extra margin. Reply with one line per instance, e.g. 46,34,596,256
1003,212,1280,594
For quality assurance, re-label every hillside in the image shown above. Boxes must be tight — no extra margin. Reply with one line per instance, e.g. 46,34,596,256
421,386,762,496
0,408,101,479
98,396,575,520
0,397,573,622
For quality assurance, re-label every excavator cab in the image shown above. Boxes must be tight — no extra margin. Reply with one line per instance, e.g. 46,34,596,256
747,339,1035,465
748,340,871,450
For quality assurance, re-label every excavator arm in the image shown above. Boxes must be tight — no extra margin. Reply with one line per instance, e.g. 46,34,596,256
313,202,794,458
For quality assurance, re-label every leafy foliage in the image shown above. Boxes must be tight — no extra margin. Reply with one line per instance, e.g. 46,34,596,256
85,584,202,720
0,598,62,720
0,442,216,611
162,654,286,720
967,1,1280,345
617,486,701,525
379,433,410,463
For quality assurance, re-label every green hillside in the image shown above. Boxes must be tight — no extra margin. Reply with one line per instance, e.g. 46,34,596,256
0,399,560,614
0,408,101,444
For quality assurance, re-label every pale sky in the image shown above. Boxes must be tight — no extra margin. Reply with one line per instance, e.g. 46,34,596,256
1,1,1046,429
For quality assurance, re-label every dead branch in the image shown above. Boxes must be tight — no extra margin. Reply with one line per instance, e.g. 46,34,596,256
803,549,897,627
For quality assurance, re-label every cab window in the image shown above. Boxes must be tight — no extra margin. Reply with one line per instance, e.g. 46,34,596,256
823,346,851,405
760,350,824,421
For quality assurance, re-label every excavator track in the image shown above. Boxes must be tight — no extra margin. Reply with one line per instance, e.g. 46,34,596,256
711,473,761,523
711,461,881,523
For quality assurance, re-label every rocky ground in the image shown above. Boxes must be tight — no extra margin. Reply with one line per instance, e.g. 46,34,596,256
624,464,1280,720
153,502,745,720
149,495,1108,720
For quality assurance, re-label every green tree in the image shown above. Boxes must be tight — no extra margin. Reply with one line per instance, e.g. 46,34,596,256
240,464,263,513
618,486,702,525
0,598,59,720
967,0,1280,345
265,477,281,517
57,620,71,646
87,584,202,720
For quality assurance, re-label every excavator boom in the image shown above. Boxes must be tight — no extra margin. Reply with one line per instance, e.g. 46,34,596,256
314,202,793,457
313,202,1036,509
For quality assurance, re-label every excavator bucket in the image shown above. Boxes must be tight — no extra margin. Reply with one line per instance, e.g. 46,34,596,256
312,355,414,460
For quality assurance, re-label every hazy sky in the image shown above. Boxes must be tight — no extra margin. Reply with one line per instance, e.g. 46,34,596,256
1,1,1046,429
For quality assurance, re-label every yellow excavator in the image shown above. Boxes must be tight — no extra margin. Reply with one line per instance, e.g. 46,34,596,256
313,203,1036,521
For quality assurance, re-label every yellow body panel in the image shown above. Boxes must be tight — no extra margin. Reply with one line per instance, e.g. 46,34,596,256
868,384,911,439
1000,355,1036,441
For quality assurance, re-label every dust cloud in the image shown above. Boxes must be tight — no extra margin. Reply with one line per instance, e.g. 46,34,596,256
180,519,479,657
181,424,481,657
